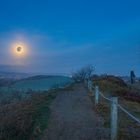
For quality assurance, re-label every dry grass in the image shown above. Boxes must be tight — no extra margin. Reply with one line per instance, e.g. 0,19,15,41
0,83,74,140
93,76,140,103
91,76,140,139
0,90,57,140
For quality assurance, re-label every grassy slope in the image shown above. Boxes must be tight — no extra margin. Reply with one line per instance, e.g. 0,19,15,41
10,75,72,91
92,76,140,139
0,75,72,94
0,81,74,140
0,84,74,140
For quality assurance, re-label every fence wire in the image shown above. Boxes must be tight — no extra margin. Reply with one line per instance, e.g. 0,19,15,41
118,104,140,124
99,92,112,102
87,81,140,125
99,91,140,125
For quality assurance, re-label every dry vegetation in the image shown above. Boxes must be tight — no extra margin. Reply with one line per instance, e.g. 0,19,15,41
0,89,58,140
93,76,140,103
91,75,140,140
0,81,74,140
0,78,15,87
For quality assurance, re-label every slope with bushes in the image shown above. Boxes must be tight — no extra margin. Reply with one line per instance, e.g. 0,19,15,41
0,89,59,140
93,75,140,103
10,75,72,91
92,75,140,139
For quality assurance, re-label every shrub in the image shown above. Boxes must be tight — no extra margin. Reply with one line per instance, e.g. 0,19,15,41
93,75,140,103
72,65,94,82
0,91,56,140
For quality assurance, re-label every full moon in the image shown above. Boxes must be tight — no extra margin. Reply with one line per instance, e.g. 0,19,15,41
11,42,28,57
17,46,22,52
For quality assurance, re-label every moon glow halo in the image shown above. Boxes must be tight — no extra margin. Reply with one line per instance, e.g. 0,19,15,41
11,42,28,57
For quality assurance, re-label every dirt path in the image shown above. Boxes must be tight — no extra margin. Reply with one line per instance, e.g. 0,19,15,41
41,84,109,140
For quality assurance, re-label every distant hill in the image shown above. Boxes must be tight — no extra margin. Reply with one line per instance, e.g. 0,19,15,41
0,71,32,79
9,75,72,91
24,75,62,80
120,76,140,84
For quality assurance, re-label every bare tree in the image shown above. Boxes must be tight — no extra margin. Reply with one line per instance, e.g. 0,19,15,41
72,65,94,82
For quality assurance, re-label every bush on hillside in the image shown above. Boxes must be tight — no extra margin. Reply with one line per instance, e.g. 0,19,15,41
0,78,15,87
93,75,127,88
93,75,140,103
72,65,94,82
0,91,56,140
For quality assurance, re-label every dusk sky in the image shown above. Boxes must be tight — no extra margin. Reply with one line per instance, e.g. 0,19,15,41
0,0,140,76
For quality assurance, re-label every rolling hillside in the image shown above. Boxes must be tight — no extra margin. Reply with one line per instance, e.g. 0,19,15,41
10,75,72,91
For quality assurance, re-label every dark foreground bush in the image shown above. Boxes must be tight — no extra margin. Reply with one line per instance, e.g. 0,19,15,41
0,91,56,140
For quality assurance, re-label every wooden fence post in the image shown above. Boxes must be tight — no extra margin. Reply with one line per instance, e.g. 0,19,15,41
92,85,94,96
84,79,87,86
111,97,118,140
95,86,99,105
87,80,89,89
87,80,91,92
89,81,92,92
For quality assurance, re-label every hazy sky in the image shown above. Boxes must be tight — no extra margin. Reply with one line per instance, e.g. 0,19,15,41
0,0,140,76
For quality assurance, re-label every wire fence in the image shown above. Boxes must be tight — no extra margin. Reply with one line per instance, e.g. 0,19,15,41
86,80,140,140
99,91,112,102
118,104,140,124
98,91,140,124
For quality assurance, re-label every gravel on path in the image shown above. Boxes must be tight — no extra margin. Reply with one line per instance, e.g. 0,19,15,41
41,84,110,140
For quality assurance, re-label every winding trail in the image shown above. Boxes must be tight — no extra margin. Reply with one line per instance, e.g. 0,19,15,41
41,84,109,140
